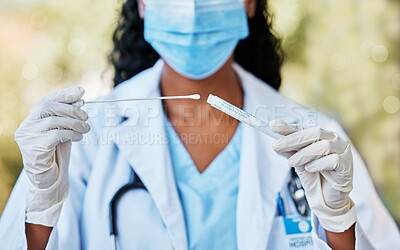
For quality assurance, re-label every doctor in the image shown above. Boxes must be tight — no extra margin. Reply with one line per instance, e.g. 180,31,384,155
1,0,399,249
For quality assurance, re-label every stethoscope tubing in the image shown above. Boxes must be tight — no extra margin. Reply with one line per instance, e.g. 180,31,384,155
109,172,146,250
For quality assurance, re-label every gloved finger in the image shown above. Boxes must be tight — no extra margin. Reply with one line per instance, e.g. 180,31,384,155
269,119,299,136
303,149,353,193
293,166,320,192
46,129,84,148
28,101,88,121
42,86,85,104
273,127,337,153
303,154,342,172
274,150,297,159
34,116,90,134
288,136,349,167
308,162,352,193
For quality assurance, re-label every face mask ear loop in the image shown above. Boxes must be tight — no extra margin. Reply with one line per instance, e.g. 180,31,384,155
138,0,146,19
242,0,256,18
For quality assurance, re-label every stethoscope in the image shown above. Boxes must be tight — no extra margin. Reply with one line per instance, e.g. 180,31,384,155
288,168,310,216
109,171,146,250
108,168,309,250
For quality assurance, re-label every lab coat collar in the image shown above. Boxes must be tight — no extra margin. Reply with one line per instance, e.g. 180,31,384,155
111,59,165,117
110,60,189,250
234,63,291,249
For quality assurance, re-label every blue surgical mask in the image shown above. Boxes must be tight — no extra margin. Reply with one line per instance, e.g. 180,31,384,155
144,0,249,80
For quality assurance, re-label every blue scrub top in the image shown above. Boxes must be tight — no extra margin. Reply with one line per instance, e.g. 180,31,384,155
165,120,242,250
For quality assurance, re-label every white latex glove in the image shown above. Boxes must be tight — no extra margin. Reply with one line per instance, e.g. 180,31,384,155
270,119,356,233
14,87,90,226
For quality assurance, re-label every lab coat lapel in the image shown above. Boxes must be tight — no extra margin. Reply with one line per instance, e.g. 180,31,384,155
110,61,188,250
235,65,291,250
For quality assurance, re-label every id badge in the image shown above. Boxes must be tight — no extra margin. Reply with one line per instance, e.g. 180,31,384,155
282,216,313,250
268,215,314,250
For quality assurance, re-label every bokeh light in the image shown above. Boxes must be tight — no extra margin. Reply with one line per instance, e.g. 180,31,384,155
68,38,86,57
383,96,400,114
371,45,389,63
21,62,39,81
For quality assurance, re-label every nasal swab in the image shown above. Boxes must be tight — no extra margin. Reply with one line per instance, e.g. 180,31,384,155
75,94,201,107
207,94,283,140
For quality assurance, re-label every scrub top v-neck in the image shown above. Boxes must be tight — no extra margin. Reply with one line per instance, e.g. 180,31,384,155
165,119,243,250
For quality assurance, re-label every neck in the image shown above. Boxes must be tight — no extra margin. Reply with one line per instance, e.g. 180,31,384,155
160,57,243,113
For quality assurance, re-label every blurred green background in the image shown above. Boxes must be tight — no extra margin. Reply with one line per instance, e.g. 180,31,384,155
0,0,399,223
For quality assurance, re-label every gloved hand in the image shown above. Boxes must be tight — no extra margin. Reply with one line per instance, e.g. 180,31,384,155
270,119,356,233
14,87,90,226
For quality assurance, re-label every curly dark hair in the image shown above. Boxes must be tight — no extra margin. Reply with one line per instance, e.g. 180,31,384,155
109,0,284,90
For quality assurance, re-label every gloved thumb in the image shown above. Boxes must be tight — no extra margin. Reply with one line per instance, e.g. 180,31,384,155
269,119,299,136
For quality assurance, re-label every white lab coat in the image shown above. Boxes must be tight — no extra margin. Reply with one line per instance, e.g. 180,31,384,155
0,60,399,250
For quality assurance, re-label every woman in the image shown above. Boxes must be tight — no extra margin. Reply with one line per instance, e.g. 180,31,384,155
0,0,399,249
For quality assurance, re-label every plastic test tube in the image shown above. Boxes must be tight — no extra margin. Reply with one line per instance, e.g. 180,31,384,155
206,94,282,140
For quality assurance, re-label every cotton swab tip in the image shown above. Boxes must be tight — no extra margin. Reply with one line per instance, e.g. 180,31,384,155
190,94,201,100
